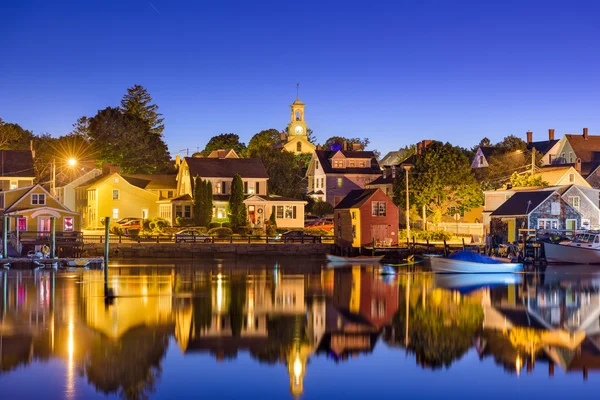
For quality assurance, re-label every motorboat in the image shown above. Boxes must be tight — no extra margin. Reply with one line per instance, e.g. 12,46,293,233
431,251,523,274
544,231,600,264
326,254,384,264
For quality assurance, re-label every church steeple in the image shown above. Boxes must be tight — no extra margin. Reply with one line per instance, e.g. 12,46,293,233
283,93,316,155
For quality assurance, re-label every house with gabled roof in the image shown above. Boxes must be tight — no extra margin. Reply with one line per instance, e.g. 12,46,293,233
526,129,561,166
0,150,36,190
471,146,495,169
334,189,399,248
306,149,381,206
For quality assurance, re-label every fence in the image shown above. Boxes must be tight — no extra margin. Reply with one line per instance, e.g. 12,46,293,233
429,222,484,237
82,234,335,245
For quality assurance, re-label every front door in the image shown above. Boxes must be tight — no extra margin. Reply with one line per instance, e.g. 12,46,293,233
566,219,576,231
38,216,51,238
248,205,256,224
507,219,516,243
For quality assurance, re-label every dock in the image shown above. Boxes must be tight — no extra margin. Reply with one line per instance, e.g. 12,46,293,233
0,257,105,269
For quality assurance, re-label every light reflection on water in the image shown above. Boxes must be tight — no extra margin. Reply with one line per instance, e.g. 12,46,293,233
0,259,599,399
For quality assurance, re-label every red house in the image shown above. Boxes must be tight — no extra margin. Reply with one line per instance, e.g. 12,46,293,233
334,189,399,248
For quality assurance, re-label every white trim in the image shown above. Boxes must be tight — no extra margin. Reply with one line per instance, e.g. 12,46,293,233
5,206,80,216
6,184,71,213
31,209,62,218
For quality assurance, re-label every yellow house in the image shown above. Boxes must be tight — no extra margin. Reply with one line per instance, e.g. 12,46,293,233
0,184,81,232
76,173,159,229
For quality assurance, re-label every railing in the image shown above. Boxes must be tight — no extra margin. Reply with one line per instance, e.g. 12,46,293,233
82,234,335,245
18,231,84,244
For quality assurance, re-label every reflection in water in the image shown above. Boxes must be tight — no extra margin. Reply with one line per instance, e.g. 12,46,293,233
1,262,600,399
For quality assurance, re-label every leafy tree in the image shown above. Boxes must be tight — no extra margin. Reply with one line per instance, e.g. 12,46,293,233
509,172,549,187
322,136,370,151
0,118,34,150
312,200,334,217
495,135,527,152
253,147,306,198
192,177,214,226
202,133,246,157
247,129,281,154
120,84,164,135
474,137,491,150
87,107,171,173
228,174,247,227
71,116,91,138
393,142,483,225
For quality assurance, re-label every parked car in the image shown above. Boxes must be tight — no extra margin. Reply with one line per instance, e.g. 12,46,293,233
175,229,212,243
276,230,321,243
119,219,142,229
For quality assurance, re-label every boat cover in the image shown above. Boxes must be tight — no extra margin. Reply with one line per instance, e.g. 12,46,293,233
448,251,503,264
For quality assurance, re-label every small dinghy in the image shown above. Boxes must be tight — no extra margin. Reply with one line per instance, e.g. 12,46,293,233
326,254,384,264
431,251,522,274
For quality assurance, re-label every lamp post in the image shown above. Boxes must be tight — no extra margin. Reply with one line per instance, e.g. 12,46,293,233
51,157,78,197
402,164,413,241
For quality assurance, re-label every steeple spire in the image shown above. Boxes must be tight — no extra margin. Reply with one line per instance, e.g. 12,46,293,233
296,82,299,99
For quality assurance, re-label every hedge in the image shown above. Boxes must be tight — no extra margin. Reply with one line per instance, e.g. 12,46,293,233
207,227,233,237
398,229,452,242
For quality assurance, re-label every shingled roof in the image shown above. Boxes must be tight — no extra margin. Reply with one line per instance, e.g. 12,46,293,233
527,139,560,155
184,157,268,178
490,189,556,217
314,150,381,174
565,133,600,163
0,150,35,177
334,189,379,209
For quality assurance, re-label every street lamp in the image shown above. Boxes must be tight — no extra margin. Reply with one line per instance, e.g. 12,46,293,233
402,164,413,241
51,157,78,196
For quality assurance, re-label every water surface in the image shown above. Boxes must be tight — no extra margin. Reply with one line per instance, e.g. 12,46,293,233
0,259,598,399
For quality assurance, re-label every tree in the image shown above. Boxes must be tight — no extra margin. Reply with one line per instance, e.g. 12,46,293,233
0,118,34,150
312,200,333,217
247,129,281,154
228,174,247,227
87,107,171,173
202,133,246,157
192,177,214,226
306,128,317,144
204,180,213,225
322,136,370,151
120,84,164,135
71,116,91,138
393,142,483,225
509,172,549,187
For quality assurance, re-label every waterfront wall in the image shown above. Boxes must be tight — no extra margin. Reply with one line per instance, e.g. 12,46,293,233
82,242,334,259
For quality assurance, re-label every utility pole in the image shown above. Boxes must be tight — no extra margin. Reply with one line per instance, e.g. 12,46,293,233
51,158,56,196
531,147,536,176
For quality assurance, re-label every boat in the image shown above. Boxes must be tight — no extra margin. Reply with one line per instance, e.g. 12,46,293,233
434,273,523,293
544,232,600,264
65,258,92,268
431,251,523,273
326,254,384,264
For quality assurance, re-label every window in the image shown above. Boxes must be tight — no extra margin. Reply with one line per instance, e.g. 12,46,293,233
549,154,554,164
184,205,191,218
581,219,591,229
284,205,296,219
175,205,183,218
9,180,17,190
112,208,119,219
479,155,483,165
337,225,342,238
349,160,356,167
351,211,356,220
538,219,558,230
112,189,119,200
63,217,74,232
569,173,575,182
142,209,149,219
31,193,46,205
359,161,365,167
378,201,387,216
352,224,356,238
569,152,574,163
244,181,248,194
337,211,341,220
334,160,344,168
297,142,302,152
255,182,260,194
372,201,387,216
159,204,172,220
568,196,580,210
321,178,324,188
551,201,560,215
372,201,378,216
113,177,119,183
316,161,319,169
276,206,284,219
337,177,343,188
17,217,26,231
561,152,565,162
167,190,174,198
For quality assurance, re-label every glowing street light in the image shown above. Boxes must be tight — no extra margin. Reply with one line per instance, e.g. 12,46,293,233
67,158,77,167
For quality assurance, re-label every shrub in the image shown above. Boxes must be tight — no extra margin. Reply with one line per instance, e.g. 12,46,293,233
209,222,222,229
252,227,264,236
126,228,140,237
398,229,452,242
312,200,334,217
109,223,123,236
175,216,195,227
207,227,233,237
221,222,232,228
234,227,248,236
303,228,332,237
143,217,171,232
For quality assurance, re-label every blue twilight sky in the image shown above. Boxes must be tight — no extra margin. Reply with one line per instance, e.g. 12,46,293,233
1,0,600,157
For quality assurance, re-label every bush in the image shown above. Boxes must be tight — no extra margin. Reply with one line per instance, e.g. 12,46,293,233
234,227,248,236
303,228,332,237
143,217,171,232
312,200,334,217
209,222,222,229
221,222,232,228
399,229,452,242
126,228,140,237
252,227,264,237
207,227,233,237
109,223,123,236
175,216,195,227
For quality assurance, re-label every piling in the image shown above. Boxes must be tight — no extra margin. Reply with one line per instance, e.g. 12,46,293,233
103,217,110,296
2,215,7,258
443,238,448,257
50,217,56,258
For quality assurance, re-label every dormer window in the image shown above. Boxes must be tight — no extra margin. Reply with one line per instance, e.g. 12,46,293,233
349,160,356,167
333,160,344,168
359,161,365,167
31,193,45,205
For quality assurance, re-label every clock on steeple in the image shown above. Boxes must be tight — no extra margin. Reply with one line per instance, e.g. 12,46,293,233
283,92,316,155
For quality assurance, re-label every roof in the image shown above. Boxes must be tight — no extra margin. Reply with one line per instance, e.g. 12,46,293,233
537,165,577,185
0,150,35,177
292,98,305,105
334,189,379,209
122,174,177,189
527,139,560,155
490,189,556,216
170,194,191,201
184,157,268,179
314,150,381,174
206,149,239,159
564,134,600,163
480,146,495,159
249,194,307,203
379,151,403,166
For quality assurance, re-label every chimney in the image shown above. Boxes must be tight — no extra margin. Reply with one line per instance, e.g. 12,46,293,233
30,140,35,158
343,142,348,151
352,143,361,151
548,129,555,141
576,158,582,173
583,127,589,139
317,145,322,150
175,154,181,168
280,132,287,141
416,142,423,155
526,131,533,144
102,163,120,175
382,168,387,179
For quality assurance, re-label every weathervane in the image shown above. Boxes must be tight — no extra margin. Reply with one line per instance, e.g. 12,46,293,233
296,82,299,99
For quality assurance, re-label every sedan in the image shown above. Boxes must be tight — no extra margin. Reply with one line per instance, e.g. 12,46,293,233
175,229,212,243
277,230,321,243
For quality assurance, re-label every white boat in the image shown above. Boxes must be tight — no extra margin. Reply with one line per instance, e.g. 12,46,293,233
431,252,522,274
326,254,384,264
435,273,523,291
544,232,600,264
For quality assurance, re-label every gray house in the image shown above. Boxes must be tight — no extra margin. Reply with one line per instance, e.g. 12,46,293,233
490,187,582,244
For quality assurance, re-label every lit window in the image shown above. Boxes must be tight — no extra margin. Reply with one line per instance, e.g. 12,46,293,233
285,205,294,219
63,217,74,232
378,202,386,216
113,177,119,183
277,206,284,219
372,201,378,216
112,189,119,200
337,178,343,188
31,193,46,205
569,173,574,182
112,208,119,219
17,217,26,231
359,161,365,167
9,180,17,190
184,205,191,218
349,160,355,167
